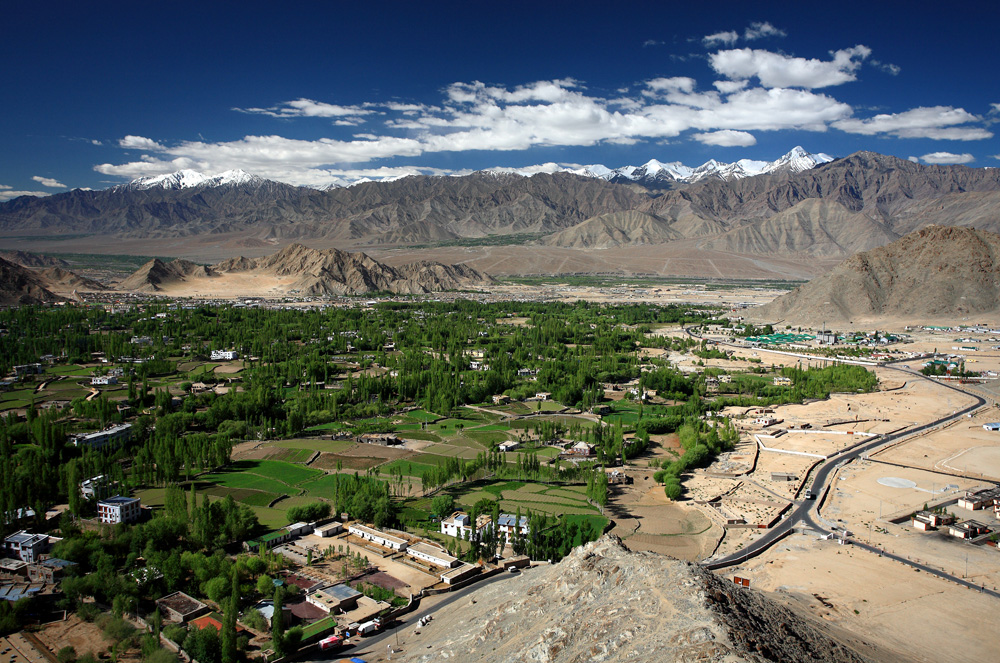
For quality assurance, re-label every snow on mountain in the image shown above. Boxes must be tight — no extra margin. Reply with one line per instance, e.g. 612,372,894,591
526,147,833,187
116,169,264,191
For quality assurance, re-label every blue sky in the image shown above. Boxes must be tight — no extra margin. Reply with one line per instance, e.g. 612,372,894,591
2,0,998,198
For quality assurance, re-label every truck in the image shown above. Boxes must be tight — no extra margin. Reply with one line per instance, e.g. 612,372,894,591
318,635,343,651
357,620,381,636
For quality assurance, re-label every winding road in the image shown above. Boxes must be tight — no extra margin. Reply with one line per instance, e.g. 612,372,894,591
687,328,996,595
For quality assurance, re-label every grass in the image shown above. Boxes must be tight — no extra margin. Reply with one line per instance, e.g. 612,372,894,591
304,421,348,432
275,438,353,453
378,459,440,478
464,430,514,446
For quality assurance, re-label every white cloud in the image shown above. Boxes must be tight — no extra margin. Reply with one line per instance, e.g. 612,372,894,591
120,135,166,150
920,152,975,165
703,30,739,46
31,176,67,188
713,80,748,94
97,76,858,186
0,190,48,202
833,106,992,140
703,22,785,47
743,22,786,40
908,156,920,163
642,39,663,47
235,98,374,120
872,60,901,75
0,184,10,190
710,45,871,88
693,130,757,146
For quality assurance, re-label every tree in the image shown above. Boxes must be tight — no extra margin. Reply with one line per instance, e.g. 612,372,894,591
431,494,455,518
221,569,239,663
271,587,285,657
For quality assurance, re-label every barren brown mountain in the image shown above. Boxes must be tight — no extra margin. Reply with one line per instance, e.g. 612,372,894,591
0,256,64,305
118,243,494,296
753,225,1000,324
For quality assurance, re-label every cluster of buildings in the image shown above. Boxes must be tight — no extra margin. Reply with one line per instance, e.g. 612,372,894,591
439,511,529,545
910,487,1000,541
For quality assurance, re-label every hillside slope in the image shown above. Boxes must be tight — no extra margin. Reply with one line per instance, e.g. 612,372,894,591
397,536,894,663
753,225,1000,323
0,257,64,305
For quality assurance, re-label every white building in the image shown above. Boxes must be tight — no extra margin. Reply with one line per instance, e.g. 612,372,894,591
98,495,141,525
3,531,49,563
497,514,529,544
91,375,118,386
348,524,408,551
211,350,239,361
441,511,493,540
405,542,459,568
71,423,132,450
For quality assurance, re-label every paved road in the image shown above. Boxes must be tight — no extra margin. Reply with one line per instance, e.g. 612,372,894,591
687,327,989,571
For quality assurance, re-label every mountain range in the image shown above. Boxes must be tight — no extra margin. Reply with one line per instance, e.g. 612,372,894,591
2,149,999,276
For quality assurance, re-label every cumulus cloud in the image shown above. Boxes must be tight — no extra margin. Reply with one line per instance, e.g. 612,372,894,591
920,152,975,164
0,189,48,202
693,130,757,146
31,176,66,188
119,135,166,150
713,80,748,94
0,184,10,189
235,98,374,120
833,106,992,140
642,39,663,47
710,45,871,88
97,75,859,186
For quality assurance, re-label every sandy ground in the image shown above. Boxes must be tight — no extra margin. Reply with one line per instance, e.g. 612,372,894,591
296,532,440,594
732,532,995,663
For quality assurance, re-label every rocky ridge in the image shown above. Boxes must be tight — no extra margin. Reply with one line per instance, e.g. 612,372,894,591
399,535,891,663
120,243,495,295
0,257,65,306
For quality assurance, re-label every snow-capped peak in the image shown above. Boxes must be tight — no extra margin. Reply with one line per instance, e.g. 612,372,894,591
117,168,265,191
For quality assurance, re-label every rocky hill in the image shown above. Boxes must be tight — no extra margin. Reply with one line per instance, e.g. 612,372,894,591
0,257,64,305
753,225,1000,323
119,243,495,296
397,536,893,663
0,250,69,268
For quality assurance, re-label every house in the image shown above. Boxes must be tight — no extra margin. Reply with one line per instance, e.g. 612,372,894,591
911,511,955,531
285,522,314,537
306,584,362,614
90,375,118,386
496,513,529,544
590,404,612,416
191,612,247,634
98,495,141,525
492,394,510,405
719,375,733,384
770,472,797,482
754,417,779,427
773,376,793,386
244,529,295,553
405,542,459,568
80,475,117,499
983,423,1000,431
13,364,42,378
156,592,210,623
3,531,49,563
27,558,77,583
534,392,551,401
70,423,132,450
210,350,238,361
441,512,492,539
252,599,293,628
948,520,991,539
816,331,838,345
606,469,632,485
358,433,401,446
957,488,1000,511
348,524,408,551
498,441,519,453
568,441,595,456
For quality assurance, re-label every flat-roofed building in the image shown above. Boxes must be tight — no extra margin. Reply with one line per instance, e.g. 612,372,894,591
156,591,209,623
71,423,132,450
306,584,362,614
27,558,77,583
4,531,49,563
440,562,480,585
405,542,458,568
98,495,141,525
348,524,408,551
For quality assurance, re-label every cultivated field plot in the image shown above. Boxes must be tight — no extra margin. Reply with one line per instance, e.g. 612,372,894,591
310,452,383,471
447,480,600,516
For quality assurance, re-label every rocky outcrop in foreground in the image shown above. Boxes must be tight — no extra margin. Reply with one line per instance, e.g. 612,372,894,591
399,535,889,663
